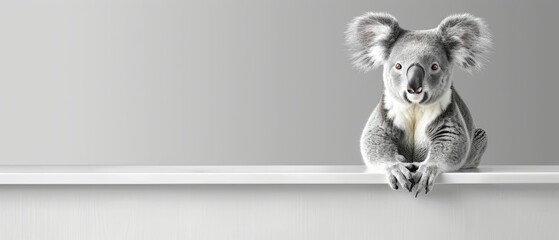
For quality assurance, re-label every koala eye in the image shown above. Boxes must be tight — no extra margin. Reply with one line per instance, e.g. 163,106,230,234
395,63,402,70
431,63,439,71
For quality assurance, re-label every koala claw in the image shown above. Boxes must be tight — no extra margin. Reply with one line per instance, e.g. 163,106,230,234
412,163,440,197
384,160,415,191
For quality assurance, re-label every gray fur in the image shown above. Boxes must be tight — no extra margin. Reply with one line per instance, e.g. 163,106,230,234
345,12,402,70
347,13,491,196
438,14,492,71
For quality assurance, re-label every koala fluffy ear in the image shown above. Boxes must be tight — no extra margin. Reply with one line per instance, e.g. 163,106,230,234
437,14,492,71
345,12,402,71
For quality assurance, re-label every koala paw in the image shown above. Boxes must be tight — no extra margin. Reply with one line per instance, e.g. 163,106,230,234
412,162,440,197
383,157,415,191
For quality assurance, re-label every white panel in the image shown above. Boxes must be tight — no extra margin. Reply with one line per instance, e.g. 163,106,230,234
0,184,557,240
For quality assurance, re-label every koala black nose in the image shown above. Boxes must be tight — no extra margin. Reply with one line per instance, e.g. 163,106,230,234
407,86,423,94
406,63,425,94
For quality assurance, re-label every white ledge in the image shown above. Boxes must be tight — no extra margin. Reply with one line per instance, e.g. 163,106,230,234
0,165,557,184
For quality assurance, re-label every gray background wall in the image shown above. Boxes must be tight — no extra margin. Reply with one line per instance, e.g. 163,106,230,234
0,0,557,165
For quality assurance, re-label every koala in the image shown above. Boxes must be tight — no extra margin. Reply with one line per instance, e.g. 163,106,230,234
345,13,491,196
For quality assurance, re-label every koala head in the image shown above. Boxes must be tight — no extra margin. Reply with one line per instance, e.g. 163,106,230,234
346,13,491,105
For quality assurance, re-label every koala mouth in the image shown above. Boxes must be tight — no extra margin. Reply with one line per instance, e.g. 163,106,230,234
403,92,428,104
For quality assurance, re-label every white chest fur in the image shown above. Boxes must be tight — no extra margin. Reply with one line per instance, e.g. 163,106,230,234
384,91,452,146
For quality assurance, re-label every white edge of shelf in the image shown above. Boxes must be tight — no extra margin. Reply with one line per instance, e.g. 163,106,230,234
0,165,558,184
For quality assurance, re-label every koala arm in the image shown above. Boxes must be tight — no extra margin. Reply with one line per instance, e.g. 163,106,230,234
413,106,470,196
361,104,414,190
